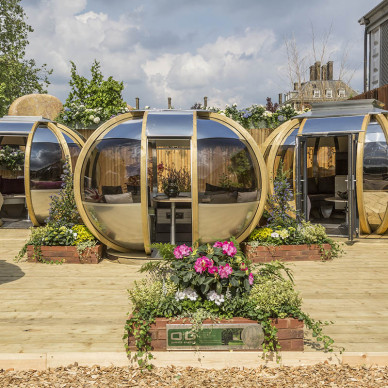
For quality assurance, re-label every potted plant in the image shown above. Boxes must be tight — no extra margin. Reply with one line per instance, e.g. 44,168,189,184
16,158,102,264
124,239,337,369
243,166,341,262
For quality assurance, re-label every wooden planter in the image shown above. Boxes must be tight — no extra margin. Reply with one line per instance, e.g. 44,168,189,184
27,244,103,264
127,317,304,352
243,243,332,263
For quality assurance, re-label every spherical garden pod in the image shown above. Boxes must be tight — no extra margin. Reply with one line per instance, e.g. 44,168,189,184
74,110,268,254
25,121,85,225
264,99,388,237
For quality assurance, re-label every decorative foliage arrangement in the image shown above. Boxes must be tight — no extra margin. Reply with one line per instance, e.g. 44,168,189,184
204,102,304,129
56,60,129,128
16,158,98,263
0,145,24,171
124,239,337,369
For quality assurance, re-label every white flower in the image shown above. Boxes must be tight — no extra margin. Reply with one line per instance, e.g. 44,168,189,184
145,106,150,109
93,117,100,124
89,115,94,121
207,290,225,305
271,232,280,238
175,288,198,302
232,103,237,107
73,233,78,238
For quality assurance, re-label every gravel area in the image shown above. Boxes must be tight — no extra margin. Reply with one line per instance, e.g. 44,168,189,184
1,364,388,387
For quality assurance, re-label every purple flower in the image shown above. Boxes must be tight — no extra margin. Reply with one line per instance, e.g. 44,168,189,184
218,263,233,279
249,273,254,285
173,244,192,259
194,256,211,273
222,241,237,257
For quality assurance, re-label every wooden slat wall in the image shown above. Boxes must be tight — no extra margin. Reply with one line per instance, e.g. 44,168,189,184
350,85,388,109
246,128,272,146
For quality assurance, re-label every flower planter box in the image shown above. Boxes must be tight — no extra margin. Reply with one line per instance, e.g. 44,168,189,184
127,317,304,352
243,243,332,263
26,244,103,264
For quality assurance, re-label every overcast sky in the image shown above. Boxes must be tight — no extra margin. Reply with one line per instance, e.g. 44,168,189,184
21,0,381,109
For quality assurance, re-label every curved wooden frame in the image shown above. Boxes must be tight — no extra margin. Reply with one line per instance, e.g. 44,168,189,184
73,112,144,253
140,111,151,254
25,122,77,226
261,118,300,159
371,114,388,234
197,111,269,243
266,118,304,196
356,114,371,235
191,111,199,243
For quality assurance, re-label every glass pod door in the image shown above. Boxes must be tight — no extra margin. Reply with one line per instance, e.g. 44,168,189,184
147,138,192,246
296,134,358,240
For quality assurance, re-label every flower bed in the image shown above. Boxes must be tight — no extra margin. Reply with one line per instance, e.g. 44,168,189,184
127,317,304,352
26,244,102,264
124,240,335,369
243,243,332,263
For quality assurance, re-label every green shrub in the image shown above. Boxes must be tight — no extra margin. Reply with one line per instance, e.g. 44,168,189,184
249,278,302,317
128,279,177,311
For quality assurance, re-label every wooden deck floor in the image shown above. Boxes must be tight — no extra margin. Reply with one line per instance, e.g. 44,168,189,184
0,230,387,353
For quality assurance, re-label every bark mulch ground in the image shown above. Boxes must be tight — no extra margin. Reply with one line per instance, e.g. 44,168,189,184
0,363,388,387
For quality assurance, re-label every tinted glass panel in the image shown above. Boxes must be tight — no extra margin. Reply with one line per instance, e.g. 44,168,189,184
0,122,34,135
197,118,260,242
146,112,193,137
363,122,388,231
81,120,143,250
303,116,365,134
30,127,63,185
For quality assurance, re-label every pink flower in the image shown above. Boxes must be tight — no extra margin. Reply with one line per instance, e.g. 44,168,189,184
218,263,233,279
249,273,254,285
194,256,211,273
174,244,192,259
222,241,237,257
208,261,218,274
240,262,248,271
213,241,223,248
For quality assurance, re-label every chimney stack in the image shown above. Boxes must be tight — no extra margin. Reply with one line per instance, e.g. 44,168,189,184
321,64,327,81
315,61,321,80
327,61,333,80
204,96,208,109
168,97,172,109
278,93,283,105
135,97,139,110
293,82,298,91
310,65,316,81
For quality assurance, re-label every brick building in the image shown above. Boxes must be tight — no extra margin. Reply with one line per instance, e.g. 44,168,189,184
281,61,357,110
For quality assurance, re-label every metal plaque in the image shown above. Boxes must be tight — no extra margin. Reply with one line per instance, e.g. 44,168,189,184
166,323,264,350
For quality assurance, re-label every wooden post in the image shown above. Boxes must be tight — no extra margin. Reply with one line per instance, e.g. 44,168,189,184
135,97,139,110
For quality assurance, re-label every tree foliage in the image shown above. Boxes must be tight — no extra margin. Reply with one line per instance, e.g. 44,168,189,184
0,0,52,117
56,60,128,127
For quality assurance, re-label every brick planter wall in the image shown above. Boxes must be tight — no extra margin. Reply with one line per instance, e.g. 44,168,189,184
243,244,332,263
27,244,103,264
127,317,304,352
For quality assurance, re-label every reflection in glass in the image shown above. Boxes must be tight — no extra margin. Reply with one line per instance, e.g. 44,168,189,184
146,111,193,137
303,116,365,134
197,118,260,242
29,126,64,223
81,121,143,250
363,123,388,231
